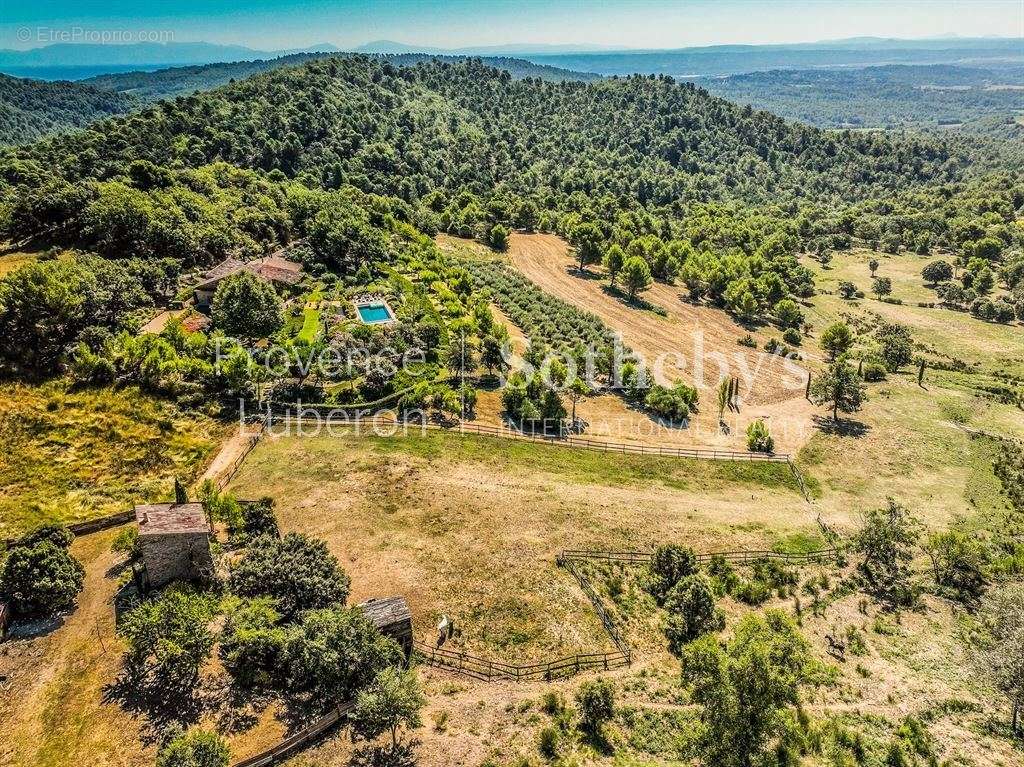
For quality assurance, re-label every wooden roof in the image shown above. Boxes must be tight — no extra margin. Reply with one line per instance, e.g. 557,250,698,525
358,596,411,629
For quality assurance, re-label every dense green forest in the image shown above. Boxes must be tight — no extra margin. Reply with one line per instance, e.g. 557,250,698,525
1,55,1021,381
84,53,596,101
0,53,597,145
0,73,136,145
699,64,1024,131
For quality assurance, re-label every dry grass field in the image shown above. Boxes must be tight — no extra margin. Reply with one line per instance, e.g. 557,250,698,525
0,382,227,538
228,429,811,660
805,247,1023,378
0,528,151,767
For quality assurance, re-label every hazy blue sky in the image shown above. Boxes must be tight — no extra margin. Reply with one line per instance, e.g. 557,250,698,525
2,0,1022,51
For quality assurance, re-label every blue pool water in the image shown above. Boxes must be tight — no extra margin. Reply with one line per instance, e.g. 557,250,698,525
356,303,394,324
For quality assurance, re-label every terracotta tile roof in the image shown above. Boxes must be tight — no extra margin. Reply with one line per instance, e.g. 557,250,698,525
181,314,211,333
249,262,303,285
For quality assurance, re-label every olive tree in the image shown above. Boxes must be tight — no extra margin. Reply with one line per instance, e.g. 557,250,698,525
853,499,921,608
350,667,426,750
118,587,218,693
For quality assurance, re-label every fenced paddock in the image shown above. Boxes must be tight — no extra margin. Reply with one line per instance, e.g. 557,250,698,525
264,412,793,463
558,547,839,566
413,642,629,682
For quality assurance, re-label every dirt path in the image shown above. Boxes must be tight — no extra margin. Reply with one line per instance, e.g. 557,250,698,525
196,420,265,489
502,233,816,452
0,530,150,767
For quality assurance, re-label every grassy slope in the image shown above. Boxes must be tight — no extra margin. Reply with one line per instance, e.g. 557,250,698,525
0,382,227,536
794,247,1024,532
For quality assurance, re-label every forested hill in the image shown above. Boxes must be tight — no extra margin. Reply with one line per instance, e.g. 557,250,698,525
3,55,1002,209
0,53,595,145
0,74,135,145
83,52,597,102
1,55,1020,380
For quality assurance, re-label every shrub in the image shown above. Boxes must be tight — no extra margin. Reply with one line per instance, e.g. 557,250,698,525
648,544,697,604
782,327,802,346
284,607,404,710
241,497,280,540
664,574,725,654
925,530,990,605
733,579,772,606
156,730,229,767
232,533,350,618
538,725,560,758
746,420,774,453
837,281,859,299
862,358,887,382
0,531,85,617
575,678,615,735
111,527,140,559
876,323,913,372
645,381,698,421
219,597,286,688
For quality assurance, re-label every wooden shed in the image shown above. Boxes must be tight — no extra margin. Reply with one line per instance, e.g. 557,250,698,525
358,596,413,658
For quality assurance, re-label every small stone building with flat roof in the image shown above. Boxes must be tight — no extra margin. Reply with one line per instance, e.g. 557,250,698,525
358,596,413,658
134,503,214,588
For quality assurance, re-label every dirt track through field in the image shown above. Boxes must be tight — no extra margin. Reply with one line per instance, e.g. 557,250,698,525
504,233,817,452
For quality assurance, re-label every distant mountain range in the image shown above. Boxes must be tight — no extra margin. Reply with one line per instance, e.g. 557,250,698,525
525,37,1024,78
353,40,628,55
3,36,1021,82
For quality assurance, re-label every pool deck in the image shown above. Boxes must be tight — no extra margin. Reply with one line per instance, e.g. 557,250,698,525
353,297,397,325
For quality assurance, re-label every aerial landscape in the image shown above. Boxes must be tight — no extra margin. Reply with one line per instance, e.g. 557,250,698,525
1,1,1024,766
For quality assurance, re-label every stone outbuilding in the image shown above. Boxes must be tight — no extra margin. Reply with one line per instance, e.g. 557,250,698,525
358,596,413,658
134,503,214,589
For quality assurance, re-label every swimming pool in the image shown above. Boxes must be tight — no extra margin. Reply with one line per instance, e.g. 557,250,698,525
355,302,395,324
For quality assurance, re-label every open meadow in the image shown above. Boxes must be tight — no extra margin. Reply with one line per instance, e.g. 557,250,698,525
227,428,812,659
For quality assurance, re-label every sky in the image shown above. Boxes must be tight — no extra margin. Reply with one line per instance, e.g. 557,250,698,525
1,0,1022,52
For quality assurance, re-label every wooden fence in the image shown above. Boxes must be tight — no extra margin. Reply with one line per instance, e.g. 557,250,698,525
2,509,136,550
213,430,265,492
558,547,839,566
413,641,629,682
268,414,792,463
557,555,632,659
230,701,355,767
413,547,634,683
